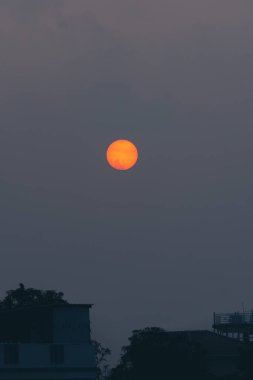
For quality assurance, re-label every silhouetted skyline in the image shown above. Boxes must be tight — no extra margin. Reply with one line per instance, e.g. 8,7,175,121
1,0,253,362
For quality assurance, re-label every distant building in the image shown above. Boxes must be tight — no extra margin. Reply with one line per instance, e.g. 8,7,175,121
168,330,243,378
0,304,97,379
213,310,253,342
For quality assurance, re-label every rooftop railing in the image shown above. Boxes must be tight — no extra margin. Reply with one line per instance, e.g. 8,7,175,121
214,311,253,325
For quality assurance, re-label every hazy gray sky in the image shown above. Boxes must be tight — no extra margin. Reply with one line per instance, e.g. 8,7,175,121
0,0,253,362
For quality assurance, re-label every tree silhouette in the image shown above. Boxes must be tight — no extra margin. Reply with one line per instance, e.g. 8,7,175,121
0,283,67,310
93,340,111,380
109,327,210,380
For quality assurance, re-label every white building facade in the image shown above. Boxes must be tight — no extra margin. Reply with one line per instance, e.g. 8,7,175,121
0,304,97,380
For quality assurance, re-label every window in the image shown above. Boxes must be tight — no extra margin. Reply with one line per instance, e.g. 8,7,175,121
50,344,64,365
4,344,19,365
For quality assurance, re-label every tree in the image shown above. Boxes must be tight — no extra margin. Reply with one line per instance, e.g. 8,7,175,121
93,340,111,380
109,327,209,380
0,283,67,310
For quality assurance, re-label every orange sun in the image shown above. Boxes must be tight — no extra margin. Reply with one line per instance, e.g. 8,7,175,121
106,139,138,170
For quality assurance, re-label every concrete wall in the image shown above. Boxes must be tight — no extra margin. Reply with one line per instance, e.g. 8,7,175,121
53,307,91,343
0,343,96,368
208,355,240,377
0,368,96,380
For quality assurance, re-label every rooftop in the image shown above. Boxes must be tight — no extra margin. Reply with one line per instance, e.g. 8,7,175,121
0,303,93,314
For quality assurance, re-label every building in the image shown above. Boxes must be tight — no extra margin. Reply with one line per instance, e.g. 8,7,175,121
167,330,243,378
213,310,253,342
0,304,97,379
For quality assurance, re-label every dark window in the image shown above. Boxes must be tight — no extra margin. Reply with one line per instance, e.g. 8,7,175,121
50,344,64,365
4,344,19,365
